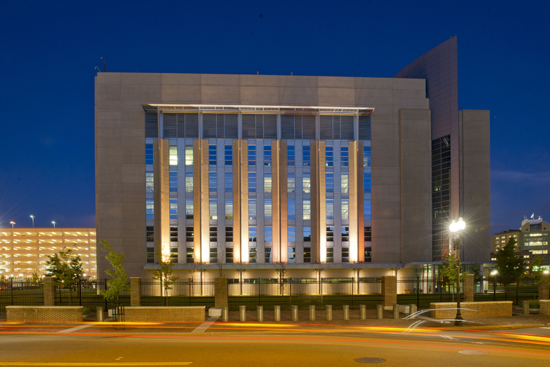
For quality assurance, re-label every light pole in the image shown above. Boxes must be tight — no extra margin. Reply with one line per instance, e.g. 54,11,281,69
10,221,15,228
449,217,466,326
52,221,56,228
30,215,35,228
491,270,498,300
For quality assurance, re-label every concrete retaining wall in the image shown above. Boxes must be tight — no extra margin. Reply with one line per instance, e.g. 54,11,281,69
125,307,205,322
6,306,83,323
430,301,512,319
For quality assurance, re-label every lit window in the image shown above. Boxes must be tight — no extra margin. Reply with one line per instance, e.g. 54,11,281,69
303,173,311,194
342,200,349,220
209,200,217,220
341,174,348,194
225,200,233,219
326,200,334,220
288,200,296,220
288,173,295,193
169,145,178,166
170,199,178,220
146,173,154,193
264,173,272,193
185,200,193,219
184,145,193,165
185,172,193,193
249,247,257,263
303,200,311,220
265,200,272,220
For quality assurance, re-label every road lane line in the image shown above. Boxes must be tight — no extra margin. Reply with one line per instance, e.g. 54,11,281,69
57,324,94,333
192,317,219,333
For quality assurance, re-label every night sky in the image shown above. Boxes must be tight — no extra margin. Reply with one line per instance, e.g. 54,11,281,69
0,0,548,234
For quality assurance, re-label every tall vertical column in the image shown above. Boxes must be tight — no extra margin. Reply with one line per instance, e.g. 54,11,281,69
311,140,326,263
233,140,249,263
272,140,288,263
154,139,170,262
348,140,361,263
193,139,210,264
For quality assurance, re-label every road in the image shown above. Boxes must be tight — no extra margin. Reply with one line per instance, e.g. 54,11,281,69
1,322,550,366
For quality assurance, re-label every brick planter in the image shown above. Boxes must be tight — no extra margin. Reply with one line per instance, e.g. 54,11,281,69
540,300,550,315
430,301,512,319
6,306,83,323
125,307,205,323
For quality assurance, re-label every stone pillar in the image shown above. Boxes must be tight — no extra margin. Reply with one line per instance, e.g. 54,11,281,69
464,274,474,302
43,276,55,306
130,277,141,307
539,275,549,300
381,276,397,307
215,277,229,308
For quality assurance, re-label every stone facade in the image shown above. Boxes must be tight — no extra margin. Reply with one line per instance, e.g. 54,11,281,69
429,301,512,319
539,276,549,300
43,276,55,306
464,274,474,302
540,300,550,316
381,276,396,306
130,277,141,307
214,277,228,308
125,307,205,322
6,306,83,323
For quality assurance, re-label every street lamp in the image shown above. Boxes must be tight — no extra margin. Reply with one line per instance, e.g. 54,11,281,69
52,221,56,228
10,221,15,228
490,270,498,300
449,217,466,326
30,215,35,228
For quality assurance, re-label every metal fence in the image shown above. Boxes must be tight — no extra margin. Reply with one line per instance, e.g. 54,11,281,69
0,280,44,313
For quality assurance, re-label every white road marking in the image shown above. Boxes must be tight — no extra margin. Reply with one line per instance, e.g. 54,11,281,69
57,324,94,333
191,317,219,333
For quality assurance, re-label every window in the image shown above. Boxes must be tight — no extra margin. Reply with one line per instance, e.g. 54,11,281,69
146,173,154,193
170,247,178,264
249,172,256,195
209,172,217,195
304,247,311,263
169,145,178,166
185,172,193,193
265,200,272,220
249,247,257,263
248,145,256,166
146,247,154,264
342,226,349,242
287,173,295,193
170,227,178,242
226,248,234,264
225,145,232,166
288,226,296,242
210,248,217,263
364,227,372,242
364,246,372,263
264,173,272,193
146,199,154,220
303,146,311,166
288,247,296,263
185,145,193,165
226,227,233,242
186,227,194,242
264,145,272,166
287,146,295,166
326,146,334,167
326,173,334,193
249,227,257,242
146,226,154,242
170,172,177,194
303,173,311,194
186,247,194,262
342,247,349,263
326,200,334,220
265,248,272,263
341,147,349,166
170,199,178,220
225,172,233,193
303,200,311,220
265,226,273,242
225,200,233,219
208,144,217,166
303,227,311,242
326,227,334,242
249,200,257,221
363,173,371,194
288,200,296,220
209,200,217,220
326,247,334,263
209,227,217,242
146,144,154,165
186,200,193,219
341,200,349,221
363,147,371,167
341,174,348,194
364,200,372,220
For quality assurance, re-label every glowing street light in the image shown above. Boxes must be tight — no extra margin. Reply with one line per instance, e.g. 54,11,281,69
10,221,15,228
449,217,466,326
52,221,56,228
30,215,35,228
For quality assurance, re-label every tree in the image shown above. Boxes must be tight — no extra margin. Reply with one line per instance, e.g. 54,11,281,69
440,253,467,302
471,266,483,283
495,237,526,298
275,262,289,296
101,240,131,307
528,255,545,284
152,242,179,297
31,272,40,283
45,246,84,305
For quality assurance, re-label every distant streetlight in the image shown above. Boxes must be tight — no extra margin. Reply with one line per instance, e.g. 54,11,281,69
30,215,35,228
449,217,466,326
52,221,56,228
10,221,15,228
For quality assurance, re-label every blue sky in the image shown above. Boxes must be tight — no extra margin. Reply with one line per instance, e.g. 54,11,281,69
0,0,548,233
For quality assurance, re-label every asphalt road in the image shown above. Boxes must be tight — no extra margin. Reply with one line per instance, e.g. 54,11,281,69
1,325,550,367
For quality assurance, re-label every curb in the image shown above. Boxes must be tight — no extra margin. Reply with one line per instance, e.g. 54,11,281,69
455,324,544,330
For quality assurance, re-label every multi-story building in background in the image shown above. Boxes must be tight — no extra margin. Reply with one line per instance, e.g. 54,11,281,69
0,228,97,279
95,37,491,281
492,216,549,264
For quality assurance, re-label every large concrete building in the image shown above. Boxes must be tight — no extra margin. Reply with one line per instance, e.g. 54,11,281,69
492,216,549,263
95,37,491,281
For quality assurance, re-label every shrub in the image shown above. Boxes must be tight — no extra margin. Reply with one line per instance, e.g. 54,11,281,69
529,300,540,309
